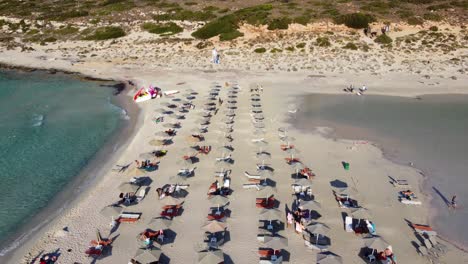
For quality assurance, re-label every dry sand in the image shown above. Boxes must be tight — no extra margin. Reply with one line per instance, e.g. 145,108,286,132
0,24,467,263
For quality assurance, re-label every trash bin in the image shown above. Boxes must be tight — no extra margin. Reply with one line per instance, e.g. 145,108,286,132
343,162,350,170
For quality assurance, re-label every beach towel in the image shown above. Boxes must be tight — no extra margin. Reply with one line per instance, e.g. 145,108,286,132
345,216,353,232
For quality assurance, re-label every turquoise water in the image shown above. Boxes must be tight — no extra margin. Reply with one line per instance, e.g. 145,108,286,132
0,70,122,253
294,94,468,250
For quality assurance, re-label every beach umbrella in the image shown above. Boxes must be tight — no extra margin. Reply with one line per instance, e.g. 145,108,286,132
227,99,237,103
196,118,210,125
257,152,271,167
224,109,236,116
262,235,288,249
100,205,122,218
198,111,212,117
181,147,198,157
251,108,263,113
160,102,172,107
126,166,146,177
259,208,282,224
119,182,139,193
351,207,372,220
162,123,176,128
197,249,224,264
258,186,277,198
189,127,204,135
172,98,181,102
220,117,234,124
186,135,203,145
226,104,237,109
254,140,268,153
259,170,274,178
161,196,183,206
209,195,229,210
227,94,237,99
149,139,165,146
298,200,321,211
317,252,343,264
155,131,170,138
306,223,331,236
134,247,162,264
252,113,264,120
169,174,189,183
282,136,296,148
254,122,265,129
252,129,266,137
202,220,227,233
148,217,172,229
218,126,233,134
216,162,232,173
251,102,262,107
177,158,194,169
139,152,154,160
364,236,389,255
337,187,360,200
294,178,312,187
154,108,168,114
285,148,300,159
290,162,304,174
216,146,233,156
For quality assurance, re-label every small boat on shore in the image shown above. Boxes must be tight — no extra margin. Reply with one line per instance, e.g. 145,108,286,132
133,86,159,102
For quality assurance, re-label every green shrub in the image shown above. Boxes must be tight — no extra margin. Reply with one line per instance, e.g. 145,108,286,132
296,42,306,48
43,36,57,43
407,16,424,25
397,10,414,18
267,17,291,30
270,48,282,53
220,30,244,41
375,34,393,44
254,47,267,53
343,42,358,50
54,25,79,35
429,25,438,31
83,26,126,40
316,36,331,47
285,46,295,51
334,13,376,29
142,22,183,35
192,5,273,40
154,9,215,21
423,13,442,21
293,15,312,25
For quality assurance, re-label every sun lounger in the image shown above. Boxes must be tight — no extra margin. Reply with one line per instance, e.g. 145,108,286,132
252,138,265,143
136,188,147,202
243,184,261,190
245,171,262,179
215,154,232,162
117,213,141,223
178,167,195,176
345,216,353,232
161,205,181,218
391,179,411,188
400,198,422,205
411,224,437,236
256,196,275,208
207,211,226,221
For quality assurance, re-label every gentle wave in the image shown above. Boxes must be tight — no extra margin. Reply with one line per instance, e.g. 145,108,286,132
31,114,44,127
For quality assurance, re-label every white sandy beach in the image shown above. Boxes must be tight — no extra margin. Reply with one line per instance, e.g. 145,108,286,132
1,19,468,264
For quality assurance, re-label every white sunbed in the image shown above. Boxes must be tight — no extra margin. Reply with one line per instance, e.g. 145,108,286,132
243,184,261,190
400,199,422,205
215,154,232,162
345,216,353,232
136,188,147,202
391,179,411,188
252,138,265,143
245,171,261,179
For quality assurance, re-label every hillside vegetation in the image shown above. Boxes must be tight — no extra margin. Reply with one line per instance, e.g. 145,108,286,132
0,0,466,41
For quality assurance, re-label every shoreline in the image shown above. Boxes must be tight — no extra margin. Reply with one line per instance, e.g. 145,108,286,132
0,57,466,262
289,93,468,253
0,69,142,263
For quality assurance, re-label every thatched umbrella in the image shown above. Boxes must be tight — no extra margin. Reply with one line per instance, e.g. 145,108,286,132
198,111,212,117
254,140,268,153
148,216,172,229
298,200,321,211
162,123,177,128
281,136,296,148
258,186,277,198
336,187,360,200
259,208,282,225
262,235,288,249
256,152,271,167
363,236,389,255
154,108,168,114
216,162,232,174
290,162,304,178
209,195,229,210
294,178,312,187
216,146,233,157
119,182,139,194
252,129,265,137
220,117,234,124
317,252,343,264
252,113,264,120
155,131,171,139
304,223,330,246
285,148,300,159
161,196,183,206
251,102,262,107
177,158,194,170
197,249,224,264
149,139,165,146
351,207,372,220
202,220,227,233
253,122,265,129
100,205,122,218
251,108,263,114
134,247,162,264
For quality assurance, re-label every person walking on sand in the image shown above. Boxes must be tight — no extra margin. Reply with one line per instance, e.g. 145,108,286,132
451,195,457,208
287,212,293,228
212,48,218,63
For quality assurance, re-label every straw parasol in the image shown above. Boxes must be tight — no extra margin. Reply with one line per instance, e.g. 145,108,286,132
181,147,198,157
134,247,162,264
252,113,264,120
154,108,168,114
281,136,296,148
155,131,170,138
317,252,343,264
262,235,288,248
162,123,177,128
161,196,183,206
126,166,147,177
119,182,139,193
224,110,236,116
139,152,154,160
251,108,262,113
259,170,274,178
177,158,194,169
259,208,282,224
148,216,172,229
216,146,233,156
256,152,271,167
220,117,234,124
169,174,189,183
298,200,321,211
202,220,227,233
294,178,312,187
351,207,372,220
285,148,300,159
305,223,331,237
251,102,262,107
363,236,389,255
216,162,232,173
252,129,265,137
197,249,224,264
336,187,360,200
149,139,165,146
100,205,122,218
258,186,277,198
198,111,212,117
209,195,229,210
254,122,265,128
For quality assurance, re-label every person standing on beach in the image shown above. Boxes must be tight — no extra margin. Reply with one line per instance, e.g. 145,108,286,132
287,212,293,228
451,195,457,208
212,48,218,63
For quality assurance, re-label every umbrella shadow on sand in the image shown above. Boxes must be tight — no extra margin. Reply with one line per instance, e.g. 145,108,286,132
330,179,348,189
